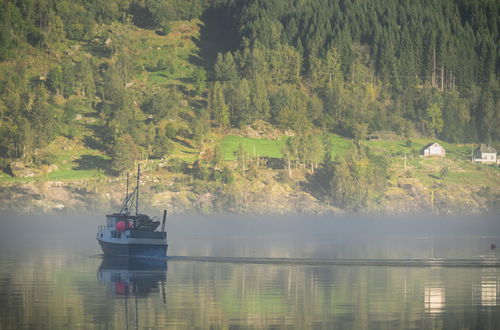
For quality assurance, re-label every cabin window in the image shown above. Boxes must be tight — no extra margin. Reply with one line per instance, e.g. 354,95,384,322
106,217,115,228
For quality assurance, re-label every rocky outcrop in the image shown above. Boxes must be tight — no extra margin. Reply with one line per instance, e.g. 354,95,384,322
9,162,39,178
0,173,497,215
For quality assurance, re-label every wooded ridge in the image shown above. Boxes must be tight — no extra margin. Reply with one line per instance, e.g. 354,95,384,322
0,0,498,213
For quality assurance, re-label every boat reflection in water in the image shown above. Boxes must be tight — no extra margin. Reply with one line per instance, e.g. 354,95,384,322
98,256,168,298
97,256,168,328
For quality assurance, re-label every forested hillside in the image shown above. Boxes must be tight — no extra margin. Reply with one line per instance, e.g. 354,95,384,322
216,0,499,141
0,0,209,170
0,0,498,213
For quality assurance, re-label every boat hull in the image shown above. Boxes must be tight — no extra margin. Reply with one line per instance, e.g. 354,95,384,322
98,239,168,258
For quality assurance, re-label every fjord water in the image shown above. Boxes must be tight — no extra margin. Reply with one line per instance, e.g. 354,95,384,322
0,214,499,329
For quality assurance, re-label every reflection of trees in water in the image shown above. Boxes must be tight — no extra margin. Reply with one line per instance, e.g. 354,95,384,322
1,254,499,329
164,263,499,329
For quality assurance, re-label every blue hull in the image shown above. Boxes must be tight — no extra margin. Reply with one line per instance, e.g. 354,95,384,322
98,239,168,258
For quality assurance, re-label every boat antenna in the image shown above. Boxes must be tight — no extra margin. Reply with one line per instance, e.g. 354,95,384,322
124,173,129,214
135,164,140,215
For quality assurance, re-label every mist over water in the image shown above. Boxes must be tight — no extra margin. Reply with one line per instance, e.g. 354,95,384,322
2,212,499,259
165,213,500,260
0,213,499,329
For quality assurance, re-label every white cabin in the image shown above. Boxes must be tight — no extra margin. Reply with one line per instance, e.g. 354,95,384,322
421,143,446,157
473,144,497,164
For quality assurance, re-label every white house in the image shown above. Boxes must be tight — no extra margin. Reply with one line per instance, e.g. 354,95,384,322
421,143,446,157
473,144,497,164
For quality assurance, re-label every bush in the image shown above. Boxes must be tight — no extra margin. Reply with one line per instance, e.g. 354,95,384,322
151,184,168,193
440,167,449,178
169,182,183,192
476,186,491,198
152,133,173,159
157,23,171,36
42,152,58,165
157,59,167,71
167,158,187,173
165,123,178,139
211,169,222,182
0,157,11,172
221,167,234,184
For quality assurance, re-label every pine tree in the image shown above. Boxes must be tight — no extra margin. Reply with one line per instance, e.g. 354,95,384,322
111,134,139,174
209,82,229,130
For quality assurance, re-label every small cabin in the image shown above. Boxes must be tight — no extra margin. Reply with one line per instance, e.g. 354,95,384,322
473,144,497,164
421,143,446,157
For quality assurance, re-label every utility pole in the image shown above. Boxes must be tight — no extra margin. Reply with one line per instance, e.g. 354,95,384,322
432,46,436,88
441,65,444,91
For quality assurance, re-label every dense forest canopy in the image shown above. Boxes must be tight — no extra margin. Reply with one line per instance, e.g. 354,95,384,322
0,0,498,173
219,0,499,140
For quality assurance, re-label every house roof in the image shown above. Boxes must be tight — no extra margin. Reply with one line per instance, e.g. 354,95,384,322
422,142,443,150
476,144,497,153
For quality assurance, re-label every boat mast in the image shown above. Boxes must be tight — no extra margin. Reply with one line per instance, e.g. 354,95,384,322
125,173,129,214
135,165,140,215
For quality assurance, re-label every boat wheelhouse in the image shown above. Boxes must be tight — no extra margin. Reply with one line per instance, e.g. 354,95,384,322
97,166,168,258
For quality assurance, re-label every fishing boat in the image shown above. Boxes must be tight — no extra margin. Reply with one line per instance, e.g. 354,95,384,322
97,165,168,258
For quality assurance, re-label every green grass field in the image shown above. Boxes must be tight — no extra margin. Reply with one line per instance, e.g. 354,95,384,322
220,135,288,160
0,134,111,182
220,134,354,161
329,134,351,158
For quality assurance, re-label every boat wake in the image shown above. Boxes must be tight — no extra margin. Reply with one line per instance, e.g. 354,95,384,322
166,256,500,267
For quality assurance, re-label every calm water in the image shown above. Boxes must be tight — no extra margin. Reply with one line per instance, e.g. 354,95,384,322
0,214,499,329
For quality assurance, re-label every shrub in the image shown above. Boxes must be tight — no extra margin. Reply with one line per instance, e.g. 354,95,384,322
221,167,234,184
42,152,58,165
165,123,178,139
157,59,167,71
404,169,413,178
167,158,187,173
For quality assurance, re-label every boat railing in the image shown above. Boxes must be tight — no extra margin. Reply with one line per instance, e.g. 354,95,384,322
98,225,107,232
129,231,166,239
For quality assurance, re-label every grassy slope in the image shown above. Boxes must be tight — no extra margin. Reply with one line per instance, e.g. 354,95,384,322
220,135,288,160
222,134,500,188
